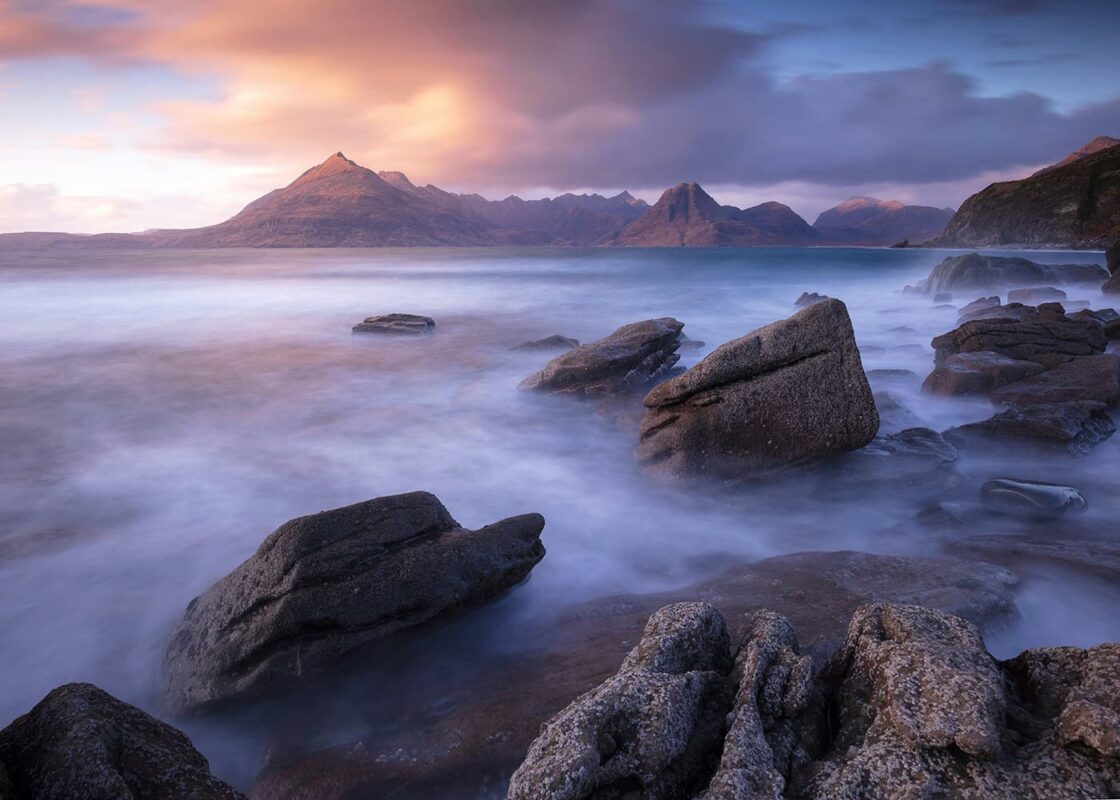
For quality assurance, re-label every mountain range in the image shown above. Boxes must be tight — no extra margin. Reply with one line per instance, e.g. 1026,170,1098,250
812,197,954,245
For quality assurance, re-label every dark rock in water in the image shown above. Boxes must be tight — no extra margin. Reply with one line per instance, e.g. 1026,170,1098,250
980,478,1087,516
511,334,579,352
932,309,1107,369
162,492,545,714
794,291,829,307
953,535,1120,581
932,292,953,303
678,332,706,350
1007,286,1067,304
505,602,735,800
519,318,684,396
866,368,918,382
1069,307,1120,325
957,295,1000,322
352,313,435,335
828,428,959,495
891,239,911,248
873,391,921,433
1106,318,1120,341
945,401,1116,456
922,350,1045,396
637,299,878,478
990,353,1120,408
916,253,1107,294
0,683,245,799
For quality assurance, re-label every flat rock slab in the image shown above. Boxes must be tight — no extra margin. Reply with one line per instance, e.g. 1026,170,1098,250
250,550,1017,800
162,492,545,714
945,401,1116,456
952,535,1120,580
932,310,1107,369
989,353,1120,408
0,683,245,800
922,351,1045,396
637,299,879,478
519,318,684,396
352,314,435,335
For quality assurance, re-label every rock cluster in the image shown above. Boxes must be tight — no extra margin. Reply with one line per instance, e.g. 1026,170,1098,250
507,602,1120,800
520,318,685,396
352,313,436,334
0,683,244,799
636,299,878,478
162,492,545,714
913,253,1107,294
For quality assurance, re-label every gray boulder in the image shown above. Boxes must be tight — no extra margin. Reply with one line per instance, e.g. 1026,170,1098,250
0,683,244,799
637,299,879,478
163,492,545,714
352,313,435,334
918,253,1107,294
980,478,1087,516
922,351,1045,396
945,401,1116,456
989,353,1120,408
520,318,684,396
931,309,1107,369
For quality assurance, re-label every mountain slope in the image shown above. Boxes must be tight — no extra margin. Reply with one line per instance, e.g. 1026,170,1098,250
606,183,820,246
933,137,1120,248
813,197,954,244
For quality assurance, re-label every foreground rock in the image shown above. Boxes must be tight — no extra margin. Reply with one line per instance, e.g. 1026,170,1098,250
980,478,1088,516
931,306,1107,369
922,350,1045,396
989,353,1120,408
945,401,1116,456
0,683,244,799
637,299,878,478
252,552,1016,800
512,335,579,352
519,318,684,396
163,492,545,714
914,253,1107,295
507,602,1120,800
352,313,435,334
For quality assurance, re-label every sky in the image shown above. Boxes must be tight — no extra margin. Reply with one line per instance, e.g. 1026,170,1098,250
1,0,1119,233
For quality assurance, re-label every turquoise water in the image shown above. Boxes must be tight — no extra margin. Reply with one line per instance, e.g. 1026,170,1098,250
0,245,1116,786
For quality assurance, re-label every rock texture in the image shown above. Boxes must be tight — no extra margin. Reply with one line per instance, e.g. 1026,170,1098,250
1007,287,1067,304
945,401,1116,455
637,299,878,478
162,492,545,714
352,313,435,335
916,253,1107,295
605,183,821,247
931,308,1107,369
922,351,1046,396
519,318,684,396
812,197,953,245
933,137,1120,248
989,353,1120,408
0,683,244,799
506,602,1120,800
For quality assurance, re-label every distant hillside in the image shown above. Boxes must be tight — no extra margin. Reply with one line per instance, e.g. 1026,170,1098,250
813,197,954,245
605,182,820,246
933,137,1120,248
1032,135,1120,175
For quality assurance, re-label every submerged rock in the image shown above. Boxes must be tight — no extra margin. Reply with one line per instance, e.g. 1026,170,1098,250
916,253,1107,294
637,299,878,478
0,683,244,799
872,391,922,433
931,309,1106,369
1007,286,1067,304
922,350,1045,396
828,427,959,495
980,478,1087,516
519,318,684,396
352,313,435,335
511,335,580,352
945,401,1116,456
162,492,545,714
989,353,1120,408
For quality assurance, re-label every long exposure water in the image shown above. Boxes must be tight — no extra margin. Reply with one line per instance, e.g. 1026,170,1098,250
1,245,1116,789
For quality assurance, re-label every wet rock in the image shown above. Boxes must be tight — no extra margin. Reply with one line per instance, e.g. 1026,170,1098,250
511,335,580,352
931,309,1107,369
0,683,245,799
944,401,1116,456
828,428,959,496
865,368,918,382
1068,307,1119,325
872,391,921,434
932,292,953,303
1007,286,1067,304
637,299,878,478
352,313,435,335
922,350,1045,396
794,291,829,307
916,253,1107,294
1106,318,1120,340
162,492,546,714
980,478,1088,515
678,333,706,350
957,295,1000,322
505,602,734,800
953,535,1120,581
519,318,684,397
989,353,1120,408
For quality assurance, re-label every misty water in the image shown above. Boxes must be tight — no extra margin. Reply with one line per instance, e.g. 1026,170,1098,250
2,245,1118,789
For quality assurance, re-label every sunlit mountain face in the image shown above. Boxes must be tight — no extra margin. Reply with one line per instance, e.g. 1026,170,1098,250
2,0,1119,234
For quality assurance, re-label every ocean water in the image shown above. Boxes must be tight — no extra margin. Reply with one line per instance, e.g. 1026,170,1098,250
1,245,1117,787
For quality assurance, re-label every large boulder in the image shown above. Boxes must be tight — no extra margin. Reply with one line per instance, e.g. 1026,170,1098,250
519,318,684,396
944,401,1116,456
989,353,1120,408
931,308,1107,369
922,350,1045,396
163,492,545,714
637,299,879,478
916,253,1107,294
0,683,244,799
